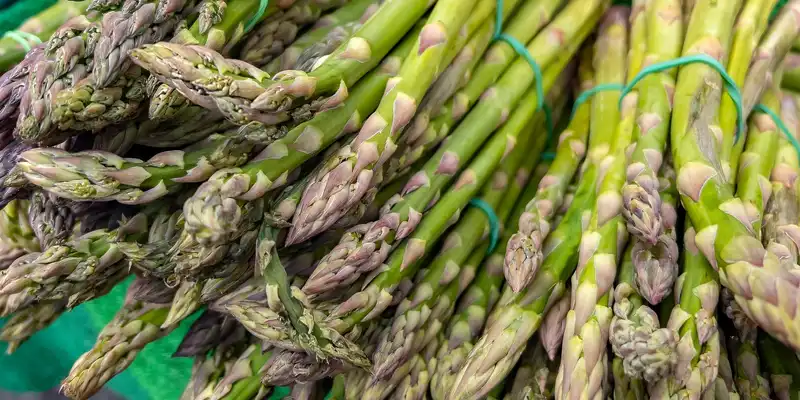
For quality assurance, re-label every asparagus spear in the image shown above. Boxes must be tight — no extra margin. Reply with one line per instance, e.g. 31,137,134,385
298,2,603,298
0,47,43,150
0,199,39,253
369,92,557,386
238,0,349,67
717,0,778,179
446,10,624,398
504,45,593,293
170,30,413,267
0,299,67,354
620,0,682,247
504,341,559,400
91,0,195,88
61,276,177,399
430,160,550,400
555,7,639,399
389,0,566,182
734,0,800,169
784,53,800,93
0,0,90,73
286,0,482,244
647,218,720,399
671,0,800,350
728,335,772,399
759,333,800,400
0,206,154,313
16,122,288,204
213,342,274,400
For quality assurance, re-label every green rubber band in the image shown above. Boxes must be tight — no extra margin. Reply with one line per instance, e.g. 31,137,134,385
244,0,269,33
570,83,625,119
494,0,553,145
619,54,746,140
468,198,500,254
754,103,800,159
3,30,40,52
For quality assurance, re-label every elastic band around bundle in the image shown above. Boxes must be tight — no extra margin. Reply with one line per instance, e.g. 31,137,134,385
3,31,41,52
570,83,625,119
494,0,554,160
245,0,270,33
468,198,500,254
619,54,746,141
754,103,800,158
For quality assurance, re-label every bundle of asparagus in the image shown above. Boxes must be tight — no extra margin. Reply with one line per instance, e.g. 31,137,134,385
1,0,800,399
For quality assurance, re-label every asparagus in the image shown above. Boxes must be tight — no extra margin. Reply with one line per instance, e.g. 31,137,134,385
170,31,413,272
429,162,550,400
389,0,566,182
620,0,682,247
369,92,555,386
298,1,604,298
286,0,481,244
446,9,623,398
50,65,148,132
0,206,153,313
115,209,183,279
91,0,195,88
212,342,274,400
647,219,720,399
671,0,800,350
264,0,375,74
0,299,67,354
632,161,680,305
504,45,593,293
27,191,106,249
728,335,771,400
0,199,39,253
555,7,638,399
718,0,778,179
785,53,800,93
734,0,800,169
504,341,559,400
238,0,349,67
0,46,42,148
0,0,90,73
17,123,288,204
61,277,177,399
759,333,800,400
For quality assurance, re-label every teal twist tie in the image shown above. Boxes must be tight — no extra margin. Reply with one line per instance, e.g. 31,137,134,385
570,83,625,120
245,0,270,33
494,0,554,158
754,103,800,159
3,30,41,52
468,198,500,254
619,53,745,141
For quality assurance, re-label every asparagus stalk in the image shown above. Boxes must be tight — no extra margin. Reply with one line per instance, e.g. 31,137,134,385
0,47,43,150
446,9,624,398
0,199,39,253
718,0,778,178
430,160,551,400
298,2,603,299
0,205,156,314
759,333,800,400
369,92,557,386
286,0,482,244
389,0,566,182
61,277,177,399
17,122,288,204
784,53,800,93
213,342,274,400
168,29,411,270
504,44,594,293
238,0,349,67
620,0,682,247
173,310,246,357
0,299,67,354
728,335,772,399
734,0,800,168
671,0,800,350
648,218,720,399
504,341,559,400
0,0,90,72
556,7,638,399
